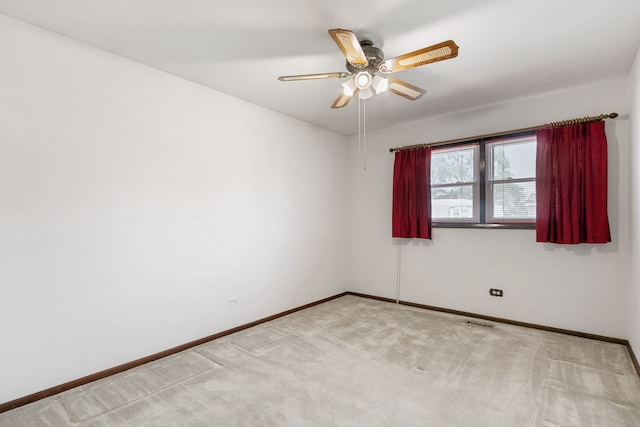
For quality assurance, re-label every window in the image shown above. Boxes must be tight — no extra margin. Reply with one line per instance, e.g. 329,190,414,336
431,144,479,222
486,136,536,222
430,132,536,228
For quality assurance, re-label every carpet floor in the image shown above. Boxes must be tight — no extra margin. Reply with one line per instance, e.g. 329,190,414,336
2,295,639,426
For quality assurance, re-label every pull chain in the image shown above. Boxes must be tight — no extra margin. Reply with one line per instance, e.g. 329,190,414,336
356,97,367,171
363,98,366,171
358,96,362,153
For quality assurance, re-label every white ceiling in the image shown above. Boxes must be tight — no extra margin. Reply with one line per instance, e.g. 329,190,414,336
1,0,639,135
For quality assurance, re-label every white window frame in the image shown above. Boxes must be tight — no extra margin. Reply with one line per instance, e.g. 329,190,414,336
485,136,537,224
430,144,480,223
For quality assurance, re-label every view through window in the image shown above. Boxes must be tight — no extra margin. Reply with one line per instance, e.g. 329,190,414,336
430,132,536,227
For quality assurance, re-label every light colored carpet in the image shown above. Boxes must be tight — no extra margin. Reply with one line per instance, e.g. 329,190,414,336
2,295,639,426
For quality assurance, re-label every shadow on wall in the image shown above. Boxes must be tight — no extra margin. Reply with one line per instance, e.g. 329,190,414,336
394,238,434,248
541,242,617,257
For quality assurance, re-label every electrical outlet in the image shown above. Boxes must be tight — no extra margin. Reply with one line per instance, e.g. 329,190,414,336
489,288,504,297
228,296,238,305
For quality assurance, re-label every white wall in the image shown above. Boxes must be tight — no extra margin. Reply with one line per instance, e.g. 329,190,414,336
0,15,348,404
629,47,640,354
348,79,630,339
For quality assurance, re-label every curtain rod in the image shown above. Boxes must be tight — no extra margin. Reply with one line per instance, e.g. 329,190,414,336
388,112,619,153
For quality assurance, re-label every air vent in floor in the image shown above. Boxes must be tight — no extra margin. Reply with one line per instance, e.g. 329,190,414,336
465,320,494,328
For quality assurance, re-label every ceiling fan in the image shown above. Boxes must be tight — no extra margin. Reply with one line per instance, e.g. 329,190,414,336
278,29,459,109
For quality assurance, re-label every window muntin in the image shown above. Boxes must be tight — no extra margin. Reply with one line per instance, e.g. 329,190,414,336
429,132,536,228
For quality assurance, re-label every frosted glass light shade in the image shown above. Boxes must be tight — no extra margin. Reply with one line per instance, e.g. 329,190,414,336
358,87,373,99
372,75,388,93
354,72,372,89
342,77,357,96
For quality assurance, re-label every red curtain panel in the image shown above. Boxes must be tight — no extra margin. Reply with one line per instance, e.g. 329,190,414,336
392,147,432,239
536,120,611,244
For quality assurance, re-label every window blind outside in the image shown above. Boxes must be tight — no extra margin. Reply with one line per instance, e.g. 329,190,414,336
486,136,536,223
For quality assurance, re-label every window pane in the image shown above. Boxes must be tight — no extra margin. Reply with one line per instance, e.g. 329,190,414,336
431,185,474,219
490,137,536,180
431,146,476,185
491,181,536,219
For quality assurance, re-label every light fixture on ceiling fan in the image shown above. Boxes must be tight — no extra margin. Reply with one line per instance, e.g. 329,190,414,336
341,71,388,99
277,28,459,108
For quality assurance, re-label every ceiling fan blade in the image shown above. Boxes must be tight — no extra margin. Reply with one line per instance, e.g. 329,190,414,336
386,77,426,101
278,72,350,81
328,29,369,67
331,91,356,109
379,40,459,74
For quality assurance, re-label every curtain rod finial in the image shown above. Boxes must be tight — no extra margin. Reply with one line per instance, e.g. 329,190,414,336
609,112,618,119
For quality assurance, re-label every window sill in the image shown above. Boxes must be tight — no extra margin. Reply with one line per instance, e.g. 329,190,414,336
432,222,536,230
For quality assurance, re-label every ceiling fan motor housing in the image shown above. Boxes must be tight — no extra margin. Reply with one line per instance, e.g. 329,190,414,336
346,40,384,74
